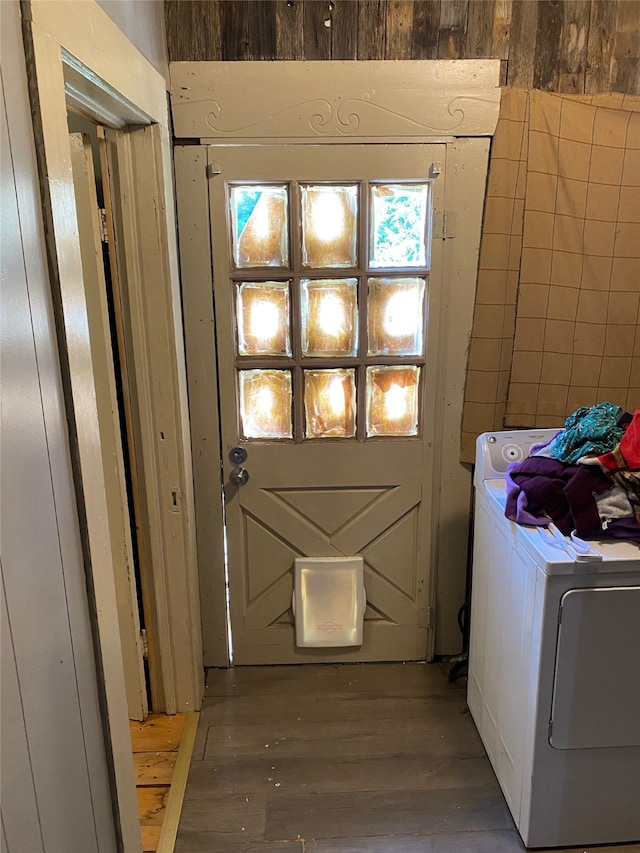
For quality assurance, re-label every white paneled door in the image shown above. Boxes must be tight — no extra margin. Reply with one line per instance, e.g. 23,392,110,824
202,143,446,664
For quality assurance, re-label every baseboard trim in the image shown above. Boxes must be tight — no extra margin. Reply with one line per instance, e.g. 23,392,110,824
156,711,200,853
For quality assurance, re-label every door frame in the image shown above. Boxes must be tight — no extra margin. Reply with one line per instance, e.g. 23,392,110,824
22,1,202,848
68,128,148,722
172,60,501,661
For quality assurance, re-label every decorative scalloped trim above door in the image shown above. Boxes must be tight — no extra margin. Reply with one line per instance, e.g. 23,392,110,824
170,60,501,142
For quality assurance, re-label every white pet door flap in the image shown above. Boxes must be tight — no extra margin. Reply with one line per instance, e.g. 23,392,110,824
293,557,365,648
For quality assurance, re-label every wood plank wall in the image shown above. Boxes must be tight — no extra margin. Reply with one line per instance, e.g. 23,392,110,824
165,0,640,94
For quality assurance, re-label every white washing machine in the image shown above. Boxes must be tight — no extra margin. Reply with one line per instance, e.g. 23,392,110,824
468,429,640,849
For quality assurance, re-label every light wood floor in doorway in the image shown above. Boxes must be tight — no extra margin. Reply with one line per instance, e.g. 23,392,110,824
174,663,640,853
130,712,199,852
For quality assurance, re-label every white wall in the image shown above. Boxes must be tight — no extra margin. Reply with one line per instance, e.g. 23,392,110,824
0,2,120,849
96,0,169,83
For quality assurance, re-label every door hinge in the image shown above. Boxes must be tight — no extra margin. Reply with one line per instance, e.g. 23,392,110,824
433,210,456,239
99,208,109,243
206,161,222,178
426,605,433,631
140,628,149,660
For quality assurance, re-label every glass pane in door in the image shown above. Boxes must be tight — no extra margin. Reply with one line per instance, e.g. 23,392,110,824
238,369,293,439
366,365,420,437
301,184,358,268
367,277,426,356
230,184,289,268
227,172,432,441
236,281,291,356
370,183,429,268
304,369,356,438
301,278,358,357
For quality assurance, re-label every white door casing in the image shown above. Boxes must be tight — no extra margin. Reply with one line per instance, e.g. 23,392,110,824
24,2,202,848
172,60,500,662
26,0,202,712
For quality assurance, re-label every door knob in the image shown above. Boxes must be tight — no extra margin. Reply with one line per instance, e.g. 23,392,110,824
230,466,249,487
229,446,248,464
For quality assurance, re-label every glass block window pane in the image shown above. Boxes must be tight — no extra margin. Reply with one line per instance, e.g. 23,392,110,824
370,184,429,269
230,185,289,268
366,366,420,437
368,277,425,356
301,278,358,357
236,282,291,356
304,369,356,438
239,369,292,439
301,185,358,268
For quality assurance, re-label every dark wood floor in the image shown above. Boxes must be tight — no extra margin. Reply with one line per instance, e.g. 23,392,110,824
175,663,640,853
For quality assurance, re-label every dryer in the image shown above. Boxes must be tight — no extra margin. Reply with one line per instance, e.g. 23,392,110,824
468,429,640,848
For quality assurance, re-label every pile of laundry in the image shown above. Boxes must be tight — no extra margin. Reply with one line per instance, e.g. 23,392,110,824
505,403,640,541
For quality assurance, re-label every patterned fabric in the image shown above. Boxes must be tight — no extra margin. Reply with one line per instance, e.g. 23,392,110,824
549,402,624,464
582,409,640,523
461,90,640,464
598,409,640,472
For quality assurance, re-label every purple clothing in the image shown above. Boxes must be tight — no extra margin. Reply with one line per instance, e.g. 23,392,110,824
529,431,562,458
602,518,640,540
505,456,612,537
504,465,549,527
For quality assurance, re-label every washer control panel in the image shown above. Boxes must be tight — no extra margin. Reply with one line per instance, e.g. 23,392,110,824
475,429,560,481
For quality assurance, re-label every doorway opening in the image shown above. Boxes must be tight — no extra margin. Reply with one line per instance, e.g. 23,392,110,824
24,3,204,846
171,59,500,669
